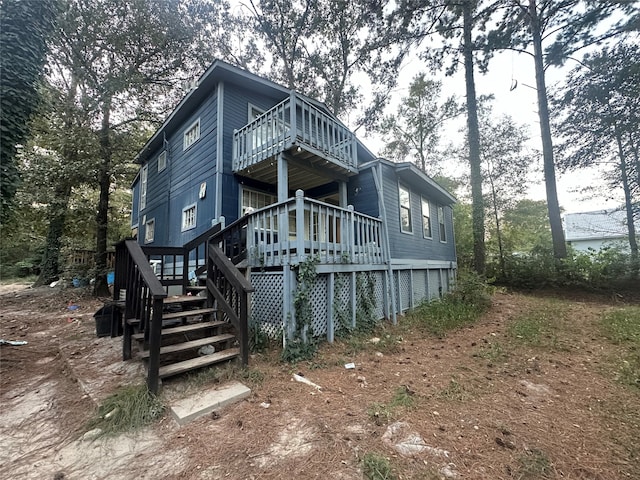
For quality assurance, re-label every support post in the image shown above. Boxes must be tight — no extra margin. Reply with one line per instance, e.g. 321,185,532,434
295,190,305,262
327,272,335,343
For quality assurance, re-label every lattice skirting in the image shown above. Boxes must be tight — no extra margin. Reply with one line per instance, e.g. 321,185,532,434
250,266,456,341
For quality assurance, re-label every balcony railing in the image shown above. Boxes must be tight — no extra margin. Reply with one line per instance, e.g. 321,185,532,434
241,190,386,268
232,93,358,174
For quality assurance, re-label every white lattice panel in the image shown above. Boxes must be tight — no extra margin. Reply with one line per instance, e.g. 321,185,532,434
250,272,284,338
428,269,441,300
399,270,411,311
334,273,352,332
309,275,328,336
374,271,385,320
413,270,427,305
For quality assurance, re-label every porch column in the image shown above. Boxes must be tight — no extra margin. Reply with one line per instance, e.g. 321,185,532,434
277,153,288,201
339,181,348,208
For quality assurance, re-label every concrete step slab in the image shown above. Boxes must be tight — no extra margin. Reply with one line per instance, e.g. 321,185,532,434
169,381,250,426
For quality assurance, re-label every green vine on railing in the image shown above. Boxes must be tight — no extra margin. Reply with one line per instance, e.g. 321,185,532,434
333,272,352,336
282,255,320,362
355,272,377,333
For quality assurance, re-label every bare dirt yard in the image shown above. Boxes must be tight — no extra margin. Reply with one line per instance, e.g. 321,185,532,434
1,283,638,480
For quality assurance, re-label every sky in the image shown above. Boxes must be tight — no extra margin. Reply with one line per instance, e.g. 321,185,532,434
362,48,622,216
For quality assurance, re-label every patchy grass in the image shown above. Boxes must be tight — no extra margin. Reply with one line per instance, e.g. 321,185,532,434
601,307,640,344
515,449,554,479
601,307,640,390
367,386,416,425
361,452,396,480
183,363,265,390
438,377,471,401
507,300,567,348
87,384,164,436
477,341,508,362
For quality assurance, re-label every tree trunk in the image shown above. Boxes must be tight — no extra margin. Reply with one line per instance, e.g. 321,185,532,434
34,77,78,287
463,0,485,275
94,96,112,297
529,0,566,259
33,183,72,286
614,124,639,278
487,164,506,279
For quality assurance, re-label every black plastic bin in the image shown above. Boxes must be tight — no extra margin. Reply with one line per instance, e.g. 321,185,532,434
93,303,123,338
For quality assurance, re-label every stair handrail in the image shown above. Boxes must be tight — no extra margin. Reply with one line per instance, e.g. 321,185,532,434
207,244,254,366
114,239,166,394
210,215,250,264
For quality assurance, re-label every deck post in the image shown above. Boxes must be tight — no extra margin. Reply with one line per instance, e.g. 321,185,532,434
339,181,348,208
289,90,297,142
350,271,357,329
327,272,335,343
277,153,288,201
295,190,305,262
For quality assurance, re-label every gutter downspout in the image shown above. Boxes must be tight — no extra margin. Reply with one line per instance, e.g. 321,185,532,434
373,162,397,325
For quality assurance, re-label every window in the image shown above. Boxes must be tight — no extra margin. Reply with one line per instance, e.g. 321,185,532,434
421,198,432,238
242,188,276,215
438,206,447,242
157,150,167,172
399,184,412,233
182,204,197,231
183,118,200,150
139,165,148,210
144,218,155,243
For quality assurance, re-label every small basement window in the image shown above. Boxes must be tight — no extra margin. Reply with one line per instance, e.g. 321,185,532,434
183,118,200,150
182,204,197,231
144,218,155,244
157,150,167,172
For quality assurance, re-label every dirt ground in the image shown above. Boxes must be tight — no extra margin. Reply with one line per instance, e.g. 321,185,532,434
1,282,638,480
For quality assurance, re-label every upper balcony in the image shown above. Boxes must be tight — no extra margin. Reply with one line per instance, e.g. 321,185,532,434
232,93,359,190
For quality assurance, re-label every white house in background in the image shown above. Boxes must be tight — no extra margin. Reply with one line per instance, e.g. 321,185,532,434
564,209,638,252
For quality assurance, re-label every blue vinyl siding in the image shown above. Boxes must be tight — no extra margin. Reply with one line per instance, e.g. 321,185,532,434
131,178,140,228
138,90,218,246
348,169,379,218
380,163,455,262
221,83,287,223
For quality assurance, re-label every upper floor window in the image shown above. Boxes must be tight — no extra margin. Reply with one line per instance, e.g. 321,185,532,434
399,184,412,233
157,150,167,172
438,206,447,242
144,217,155,244
421,198,432,238
182,204,197,231
183,118,200,150
139,164,148,210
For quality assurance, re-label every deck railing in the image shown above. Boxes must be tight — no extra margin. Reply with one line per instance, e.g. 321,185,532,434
232,93,358,173
207,244,254,366
245,190,386,267
114,240,166,394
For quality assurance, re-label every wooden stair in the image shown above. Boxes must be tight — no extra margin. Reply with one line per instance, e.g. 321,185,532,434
131,294,240,380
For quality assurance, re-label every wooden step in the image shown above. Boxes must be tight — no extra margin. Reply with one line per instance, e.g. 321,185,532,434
158,348,240,378
139,333,235,358
164,295,206,305
185,285,206,292
162,307,216,321
131,320,225,341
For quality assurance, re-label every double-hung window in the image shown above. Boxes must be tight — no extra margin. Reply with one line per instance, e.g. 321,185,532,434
183,118,200,150
438,206,447,242
139,165,148,211
399,185,412,233
182,204,197,231
421,198,432,238
157,150,167,172
144,217,155,243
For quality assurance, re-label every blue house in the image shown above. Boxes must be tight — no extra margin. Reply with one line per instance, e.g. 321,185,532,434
119,60,457,391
